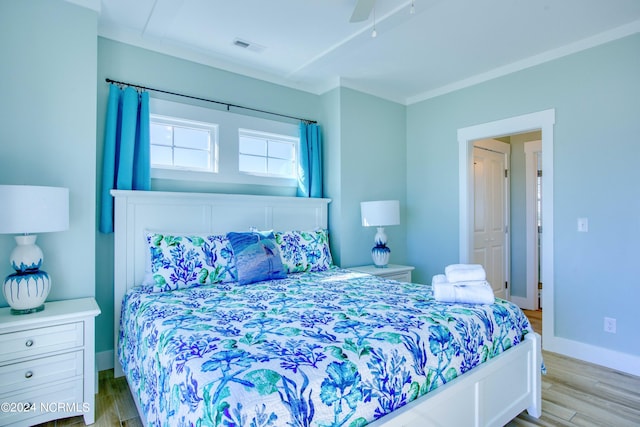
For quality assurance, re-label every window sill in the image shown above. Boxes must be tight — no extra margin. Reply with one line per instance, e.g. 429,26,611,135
151,168,297,188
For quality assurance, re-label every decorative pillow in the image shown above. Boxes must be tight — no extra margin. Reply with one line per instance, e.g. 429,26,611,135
274,229,334,273
226,231,287,285
146,232,237,292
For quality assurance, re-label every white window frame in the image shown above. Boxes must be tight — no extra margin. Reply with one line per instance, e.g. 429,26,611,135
150,114,219,173
149,98,299,188
238,129,298,179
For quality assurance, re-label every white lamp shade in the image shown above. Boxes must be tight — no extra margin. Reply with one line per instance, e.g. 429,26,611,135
361,200,400,227
0,185,69,234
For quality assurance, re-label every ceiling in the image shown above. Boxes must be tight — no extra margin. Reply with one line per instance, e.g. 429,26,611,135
97,0,640,105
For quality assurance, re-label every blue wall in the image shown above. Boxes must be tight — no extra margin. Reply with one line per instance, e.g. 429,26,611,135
0,1,97,305
406,34,640,357
322,87,408,268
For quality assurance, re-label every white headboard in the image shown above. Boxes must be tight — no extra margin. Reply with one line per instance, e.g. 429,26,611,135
112,190,331,376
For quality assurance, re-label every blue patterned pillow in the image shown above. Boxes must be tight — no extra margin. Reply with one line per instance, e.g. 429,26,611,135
146,233,237,292
227,231,287,285
274,229,334,273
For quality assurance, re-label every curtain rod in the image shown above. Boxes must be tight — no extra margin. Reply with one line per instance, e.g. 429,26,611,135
105,78,317,124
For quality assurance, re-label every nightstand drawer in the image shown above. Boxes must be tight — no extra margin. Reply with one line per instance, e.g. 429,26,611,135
0,322,83,363
0,351,83,395
0,377,83,426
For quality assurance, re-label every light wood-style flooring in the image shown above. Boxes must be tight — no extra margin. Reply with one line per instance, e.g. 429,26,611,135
508,310,640,426
36,309,640,426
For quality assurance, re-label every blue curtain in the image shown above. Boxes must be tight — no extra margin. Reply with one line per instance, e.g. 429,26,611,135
99,84,151,233
297,122,323,198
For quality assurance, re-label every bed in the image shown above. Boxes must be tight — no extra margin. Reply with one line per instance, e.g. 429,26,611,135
112,190,541,427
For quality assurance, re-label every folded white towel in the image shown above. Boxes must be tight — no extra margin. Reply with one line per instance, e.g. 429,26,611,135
453,279,488,287
433,281,495,305
431,274,448,285
444,264,486,283
433,273,487,287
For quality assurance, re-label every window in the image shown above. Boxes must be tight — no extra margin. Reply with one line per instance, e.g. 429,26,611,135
239,129,297,178
149,97,299,189
150,115,218,173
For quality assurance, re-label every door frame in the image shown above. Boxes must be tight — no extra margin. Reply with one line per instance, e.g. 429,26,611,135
457,109,555,340
524,140,542,310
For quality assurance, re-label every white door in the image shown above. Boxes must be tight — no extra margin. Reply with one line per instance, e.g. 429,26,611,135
473,140,510,299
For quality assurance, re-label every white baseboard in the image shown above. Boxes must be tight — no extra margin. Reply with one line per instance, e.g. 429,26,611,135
545,335,640,377
96,350,114,372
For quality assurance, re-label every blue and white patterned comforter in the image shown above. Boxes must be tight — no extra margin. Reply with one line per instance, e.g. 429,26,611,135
119,268,532,427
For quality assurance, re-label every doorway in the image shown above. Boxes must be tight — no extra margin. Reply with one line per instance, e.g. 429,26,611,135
457,109,555,340
524,140,542,310
472,135,541,306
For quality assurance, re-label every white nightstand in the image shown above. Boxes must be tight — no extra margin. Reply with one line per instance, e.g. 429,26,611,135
349,264,415,283
0,298,101,426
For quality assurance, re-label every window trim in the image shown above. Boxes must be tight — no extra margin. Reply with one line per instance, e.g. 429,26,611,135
150,114,219,174
238,128,298,179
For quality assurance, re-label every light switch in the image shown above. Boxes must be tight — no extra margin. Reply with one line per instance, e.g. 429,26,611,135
577,217,588,232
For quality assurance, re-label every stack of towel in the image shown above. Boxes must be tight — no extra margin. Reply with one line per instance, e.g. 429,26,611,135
431,264,495,304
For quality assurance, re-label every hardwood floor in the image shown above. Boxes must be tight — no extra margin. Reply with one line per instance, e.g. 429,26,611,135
33,369,142,427
37,309,640,426
508,310,640,426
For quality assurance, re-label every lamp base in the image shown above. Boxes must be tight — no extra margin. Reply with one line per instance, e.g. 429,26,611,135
3,270,50,315
10,235,43,272
10,304,45,315
372,245,391,268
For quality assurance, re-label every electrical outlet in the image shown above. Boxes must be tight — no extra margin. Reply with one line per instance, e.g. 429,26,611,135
604,317,616,334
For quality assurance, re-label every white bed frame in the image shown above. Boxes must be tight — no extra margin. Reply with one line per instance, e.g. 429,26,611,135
112,190,541,427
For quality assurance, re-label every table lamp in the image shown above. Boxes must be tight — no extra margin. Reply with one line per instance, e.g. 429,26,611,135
360,200,400,268
0,185,69,314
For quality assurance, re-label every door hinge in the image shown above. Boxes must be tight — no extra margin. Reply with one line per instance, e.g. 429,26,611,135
537,169,542,177
505,169,508,178
505,281,509,289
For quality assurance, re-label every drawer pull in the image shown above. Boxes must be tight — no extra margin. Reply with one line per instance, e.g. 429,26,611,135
25,371,34,379
25,339,34,347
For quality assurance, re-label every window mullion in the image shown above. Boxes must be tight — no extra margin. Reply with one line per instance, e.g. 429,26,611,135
171,126,176,167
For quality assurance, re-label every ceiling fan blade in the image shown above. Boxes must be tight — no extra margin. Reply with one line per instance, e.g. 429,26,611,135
350,0,375,22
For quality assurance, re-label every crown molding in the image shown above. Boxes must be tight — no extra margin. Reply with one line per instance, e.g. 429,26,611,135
406,19,640,105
